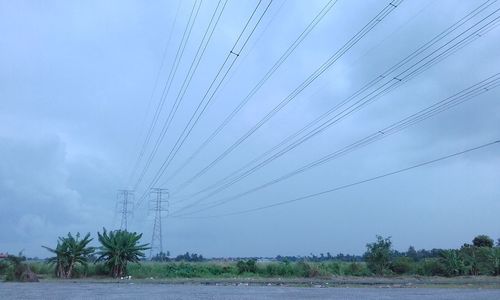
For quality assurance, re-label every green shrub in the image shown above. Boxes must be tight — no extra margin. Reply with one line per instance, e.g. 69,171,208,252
265,263,287,277
474,247,500,276
28,262,54,276
93,263,110,276
439,250,465,277
344,262,370,276
123,262,241,279
295,261,322,277
236,259,257,274
390,257,414,275
416,259,446,276
364,236,392,275
459,245,496,275
4,255,38,282
492,248,500,276
0,260,11,275
324,262,342,275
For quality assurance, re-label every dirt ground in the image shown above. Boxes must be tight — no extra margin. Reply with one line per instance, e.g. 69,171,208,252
2,281,500,300
2,276,500,299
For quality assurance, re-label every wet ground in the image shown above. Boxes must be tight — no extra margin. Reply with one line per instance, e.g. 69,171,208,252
1,282,500,299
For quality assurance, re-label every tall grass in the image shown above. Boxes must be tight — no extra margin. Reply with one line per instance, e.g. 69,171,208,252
24,260,372,279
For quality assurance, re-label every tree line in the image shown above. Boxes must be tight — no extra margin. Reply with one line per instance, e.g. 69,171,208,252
364,235,500,276
1,231,499,281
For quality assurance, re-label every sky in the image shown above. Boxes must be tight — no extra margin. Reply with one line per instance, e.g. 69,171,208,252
1,0,499,258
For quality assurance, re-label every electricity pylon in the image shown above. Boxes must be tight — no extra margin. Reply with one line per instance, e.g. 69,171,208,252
117,189,134,231
149,188,169,259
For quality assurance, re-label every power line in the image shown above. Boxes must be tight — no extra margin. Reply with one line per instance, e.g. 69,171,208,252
133,0,229,191
152,0,272,186
136,0,275,206
169,0,404,194
171,0,499,205
133,0,204,190
170,72,500,216
179,139,500,218
161,0,340,186
127,0,183,187
177,0,499,199
168,0,437,202
219,0,289,91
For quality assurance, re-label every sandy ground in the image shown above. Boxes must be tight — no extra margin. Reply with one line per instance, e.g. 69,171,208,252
1,281,500,300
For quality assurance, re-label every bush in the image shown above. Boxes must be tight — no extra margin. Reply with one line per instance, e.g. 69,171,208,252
236,259,257,274
439,250,465,277
364,236,392,275
28,262,53,276
474,247,500,276
390,257,413,275
324,262,342,275
295,261,322,277
459,244,496,275
4,255,38,282
416,259,446,276
265,262,294,277
93,263,110,276
0,260,10,275
344,262,370,276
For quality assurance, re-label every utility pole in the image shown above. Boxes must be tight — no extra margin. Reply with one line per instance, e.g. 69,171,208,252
149,188,169,259
117,189,134,231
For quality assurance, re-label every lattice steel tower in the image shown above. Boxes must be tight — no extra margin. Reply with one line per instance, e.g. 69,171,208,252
149,188,169,258
117,189,134,231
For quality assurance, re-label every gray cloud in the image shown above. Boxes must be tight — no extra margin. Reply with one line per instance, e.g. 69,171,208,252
1,0,499,257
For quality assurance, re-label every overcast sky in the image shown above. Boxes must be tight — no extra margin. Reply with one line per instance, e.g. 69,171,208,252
1,0,499,258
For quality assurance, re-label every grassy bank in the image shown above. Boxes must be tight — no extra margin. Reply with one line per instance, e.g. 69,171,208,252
6,260,366,279
10,258,481,280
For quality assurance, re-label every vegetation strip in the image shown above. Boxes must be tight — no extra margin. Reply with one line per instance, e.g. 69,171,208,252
1,233,499,283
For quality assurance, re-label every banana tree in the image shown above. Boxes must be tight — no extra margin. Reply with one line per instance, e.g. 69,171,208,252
42,232,94,278
439,250,465,276
96,228,149,278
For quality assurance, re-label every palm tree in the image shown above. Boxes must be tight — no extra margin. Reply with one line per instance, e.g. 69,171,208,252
96,228,149,278
42,232,94,278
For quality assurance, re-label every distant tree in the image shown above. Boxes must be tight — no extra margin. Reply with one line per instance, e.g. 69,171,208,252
460,243,482,275
42,232,94,278
439,250,465,277
473,235,494,248
96,228,149,278
477,247,500,276
497,239,500,247
491,248,500,276
174,252,204,262
364,235,392,275
406,246,418,261
151,251,170,262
